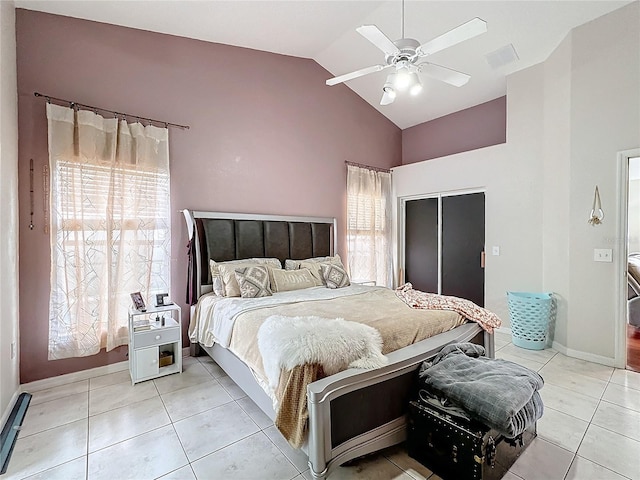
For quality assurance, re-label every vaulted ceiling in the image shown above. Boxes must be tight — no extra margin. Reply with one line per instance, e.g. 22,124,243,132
16,0,632,128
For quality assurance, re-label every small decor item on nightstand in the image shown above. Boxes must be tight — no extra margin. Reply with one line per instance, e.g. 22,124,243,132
132,319,151,332
130,292,146,312
156,292,171,307
159,351,174,368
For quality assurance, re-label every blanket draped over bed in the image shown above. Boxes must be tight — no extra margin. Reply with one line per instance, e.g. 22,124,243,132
418,343,544,438
191,285,467,447
395,283,502,334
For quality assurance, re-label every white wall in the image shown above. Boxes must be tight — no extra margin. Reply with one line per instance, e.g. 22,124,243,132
566,1,640,359
541,31,573,349
393,1,640,364
0,0,20,423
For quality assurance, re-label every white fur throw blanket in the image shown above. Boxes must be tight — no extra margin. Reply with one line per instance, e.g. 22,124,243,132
257,315,388,389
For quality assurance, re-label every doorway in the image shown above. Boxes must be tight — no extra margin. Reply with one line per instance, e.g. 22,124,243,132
626,155,640,371
402,191,485,306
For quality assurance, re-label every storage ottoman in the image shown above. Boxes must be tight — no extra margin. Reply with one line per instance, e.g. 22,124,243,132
407,400,536,480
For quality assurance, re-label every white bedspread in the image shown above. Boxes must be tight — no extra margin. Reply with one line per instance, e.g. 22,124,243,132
190,284,381,348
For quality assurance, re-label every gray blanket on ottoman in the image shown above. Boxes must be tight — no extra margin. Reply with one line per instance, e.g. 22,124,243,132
419,343,544,438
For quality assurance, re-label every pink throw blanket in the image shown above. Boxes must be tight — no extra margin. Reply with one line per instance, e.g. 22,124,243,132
395,283,501,334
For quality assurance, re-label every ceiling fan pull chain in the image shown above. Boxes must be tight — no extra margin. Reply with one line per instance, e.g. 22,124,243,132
401,0,405,39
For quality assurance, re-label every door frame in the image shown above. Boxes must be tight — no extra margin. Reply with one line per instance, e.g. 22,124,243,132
398,187,485,290
616,148,640,369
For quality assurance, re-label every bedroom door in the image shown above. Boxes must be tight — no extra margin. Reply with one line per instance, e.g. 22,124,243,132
403,192,485,306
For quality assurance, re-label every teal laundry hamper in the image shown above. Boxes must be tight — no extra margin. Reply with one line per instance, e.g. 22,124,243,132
507,292,553,350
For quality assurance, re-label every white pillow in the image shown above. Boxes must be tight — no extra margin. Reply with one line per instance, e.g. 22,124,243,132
285,254,341,271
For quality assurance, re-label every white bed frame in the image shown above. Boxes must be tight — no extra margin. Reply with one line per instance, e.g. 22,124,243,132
183,210,493,479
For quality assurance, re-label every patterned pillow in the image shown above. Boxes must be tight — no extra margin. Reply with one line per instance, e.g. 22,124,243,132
321,263,350,289
215,258,282,297
234,265,272,298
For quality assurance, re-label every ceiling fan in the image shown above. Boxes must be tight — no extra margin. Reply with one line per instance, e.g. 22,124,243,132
326,6,487,106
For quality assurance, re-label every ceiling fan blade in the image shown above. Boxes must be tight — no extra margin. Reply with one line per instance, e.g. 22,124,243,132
418,63,471,87
356,25,400,56
417,17,487,57
326,64,388,86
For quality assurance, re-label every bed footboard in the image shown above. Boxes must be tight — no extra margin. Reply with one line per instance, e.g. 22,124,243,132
306,323,490,479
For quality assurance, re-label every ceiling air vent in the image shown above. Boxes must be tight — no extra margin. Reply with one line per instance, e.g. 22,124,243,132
485,44,519,69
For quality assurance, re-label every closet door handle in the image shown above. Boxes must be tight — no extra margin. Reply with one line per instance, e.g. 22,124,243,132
481,251,486,269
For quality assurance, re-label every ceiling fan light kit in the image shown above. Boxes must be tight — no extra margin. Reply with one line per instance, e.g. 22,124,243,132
409,74,423,96
326,8,488,106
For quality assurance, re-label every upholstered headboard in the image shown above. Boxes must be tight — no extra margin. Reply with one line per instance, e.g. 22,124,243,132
183,211,337,297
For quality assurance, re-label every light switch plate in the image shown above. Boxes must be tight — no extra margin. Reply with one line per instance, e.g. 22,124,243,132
593,248,612,262
492,246,500,256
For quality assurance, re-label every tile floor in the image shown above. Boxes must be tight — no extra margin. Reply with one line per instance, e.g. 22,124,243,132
4,332,640,480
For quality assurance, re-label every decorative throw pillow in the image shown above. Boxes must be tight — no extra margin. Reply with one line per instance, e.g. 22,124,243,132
215,258,282,297
234,265,272,298
269,268,318,293
321,263,350,289
299,255,345,286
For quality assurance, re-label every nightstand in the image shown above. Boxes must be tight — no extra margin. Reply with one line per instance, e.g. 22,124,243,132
128,304,182,384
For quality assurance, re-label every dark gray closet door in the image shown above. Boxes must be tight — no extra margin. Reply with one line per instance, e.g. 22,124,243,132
405,198,438,293
441,193,485,306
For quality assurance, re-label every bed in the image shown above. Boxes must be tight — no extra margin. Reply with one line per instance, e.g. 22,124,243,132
183,210,494,480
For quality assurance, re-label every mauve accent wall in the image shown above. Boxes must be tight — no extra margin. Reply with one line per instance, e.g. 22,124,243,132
16,10,401,383
402,96,506,164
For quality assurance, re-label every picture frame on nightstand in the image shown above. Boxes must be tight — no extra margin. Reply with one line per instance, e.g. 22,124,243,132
130,291,146,311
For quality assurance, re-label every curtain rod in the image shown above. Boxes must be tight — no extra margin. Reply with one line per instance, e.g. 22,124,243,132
34,92,190,130
345,160,391,173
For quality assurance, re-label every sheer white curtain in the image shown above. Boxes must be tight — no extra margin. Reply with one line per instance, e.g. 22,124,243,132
346,164,392,287
46,103,171,359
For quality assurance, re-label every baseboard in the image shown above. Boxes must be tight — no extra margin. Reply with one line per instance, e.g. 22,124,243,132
182,347,190,357
22,347,192,393
0,389,21,433
498,327,615,367
551,341,616,367
21,360,129,393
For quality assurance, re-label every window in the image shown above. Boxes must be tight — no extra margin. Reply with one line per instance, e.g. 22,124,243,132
346,165,392,287
47,104,170,359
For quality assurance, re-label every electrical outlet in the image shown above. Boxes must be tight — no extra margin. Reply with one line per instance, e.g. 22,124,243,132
593,248,613,262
